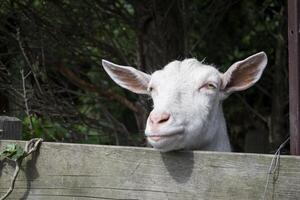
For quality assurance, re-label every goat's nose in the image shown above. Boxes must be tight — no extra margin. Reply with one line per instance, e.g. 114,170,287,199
149,112,171,125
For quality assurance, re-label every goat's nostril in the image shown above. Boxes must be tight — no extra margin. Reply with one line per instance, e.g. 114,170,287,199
159,118,168,123
150,112,171,125
158,113,170,124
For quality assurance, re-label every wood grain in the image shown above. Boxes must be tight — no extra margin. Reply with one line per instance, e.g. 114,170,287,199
0,140,300,200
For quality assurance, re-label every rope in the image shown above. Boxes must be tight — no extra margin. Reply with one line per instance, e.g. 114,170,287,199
262,137,290,200
0,138,43,200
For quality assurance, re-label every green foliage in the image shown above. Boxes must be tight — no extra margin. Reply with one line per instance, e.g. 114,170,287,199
0,144,25,161
22,116,69,141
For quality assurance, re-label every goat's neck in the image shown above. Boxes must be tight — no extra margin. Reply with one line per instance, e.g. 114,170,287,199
202,103,231,152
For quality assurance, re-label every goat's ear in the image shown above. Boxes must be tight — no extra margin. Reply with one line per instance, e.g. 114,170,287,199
221,52,267,96
102,60,151,94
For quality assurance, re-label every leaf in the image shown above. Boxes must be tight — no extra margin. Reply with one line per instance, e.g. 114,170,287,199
0,144,25,161
11,145,25,161
0,144,16,159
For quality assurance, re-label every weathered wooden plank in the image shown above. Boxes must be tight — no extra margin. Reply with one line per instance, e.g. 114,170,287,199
0,116,22,140
0,140,300,200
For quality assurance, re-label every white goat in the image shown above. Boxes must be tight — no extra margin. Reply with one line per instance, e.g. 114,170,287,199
102,52,267,152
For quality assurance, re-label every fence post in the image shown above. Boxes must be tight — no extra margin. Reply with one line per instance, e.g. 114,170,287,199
288,0,300,155
0,116,22,140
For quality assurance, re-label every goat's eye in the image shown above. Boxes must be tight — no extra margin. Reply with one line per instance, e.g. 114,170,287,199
199,82,217,91
206,83,216,89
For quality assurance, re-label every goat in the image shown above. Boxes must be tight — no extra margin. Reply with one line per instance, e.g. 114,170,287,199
102,52,267,152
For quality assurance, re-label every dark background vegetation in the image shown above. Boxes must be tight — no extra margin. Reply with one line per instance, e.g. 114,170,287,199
0,0,288,153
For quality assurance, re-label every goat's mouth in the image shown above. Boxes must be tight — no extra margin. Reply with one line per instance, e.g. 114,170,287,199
146,126,184,143
148,133,179,142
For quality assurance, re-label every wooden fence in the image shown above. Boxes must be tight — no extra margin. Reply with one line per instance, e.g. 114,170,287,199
0,116,22,140
0,140,300,200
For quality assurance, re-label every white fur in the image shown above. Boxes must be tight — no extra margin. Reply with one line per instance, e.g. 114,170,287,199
102,52,267,152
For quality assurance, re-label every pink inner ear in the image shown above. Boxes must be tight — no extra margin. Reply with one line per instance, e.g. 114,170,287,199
225,62,261,90
109,66,148,92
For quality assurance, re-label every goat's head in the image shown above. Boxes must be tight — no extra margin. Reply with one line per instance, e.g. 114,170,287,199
102,52,267,151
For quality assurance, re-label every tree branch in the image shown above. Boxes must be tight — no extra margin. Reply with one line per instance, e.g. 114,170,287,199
57,64,140,113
